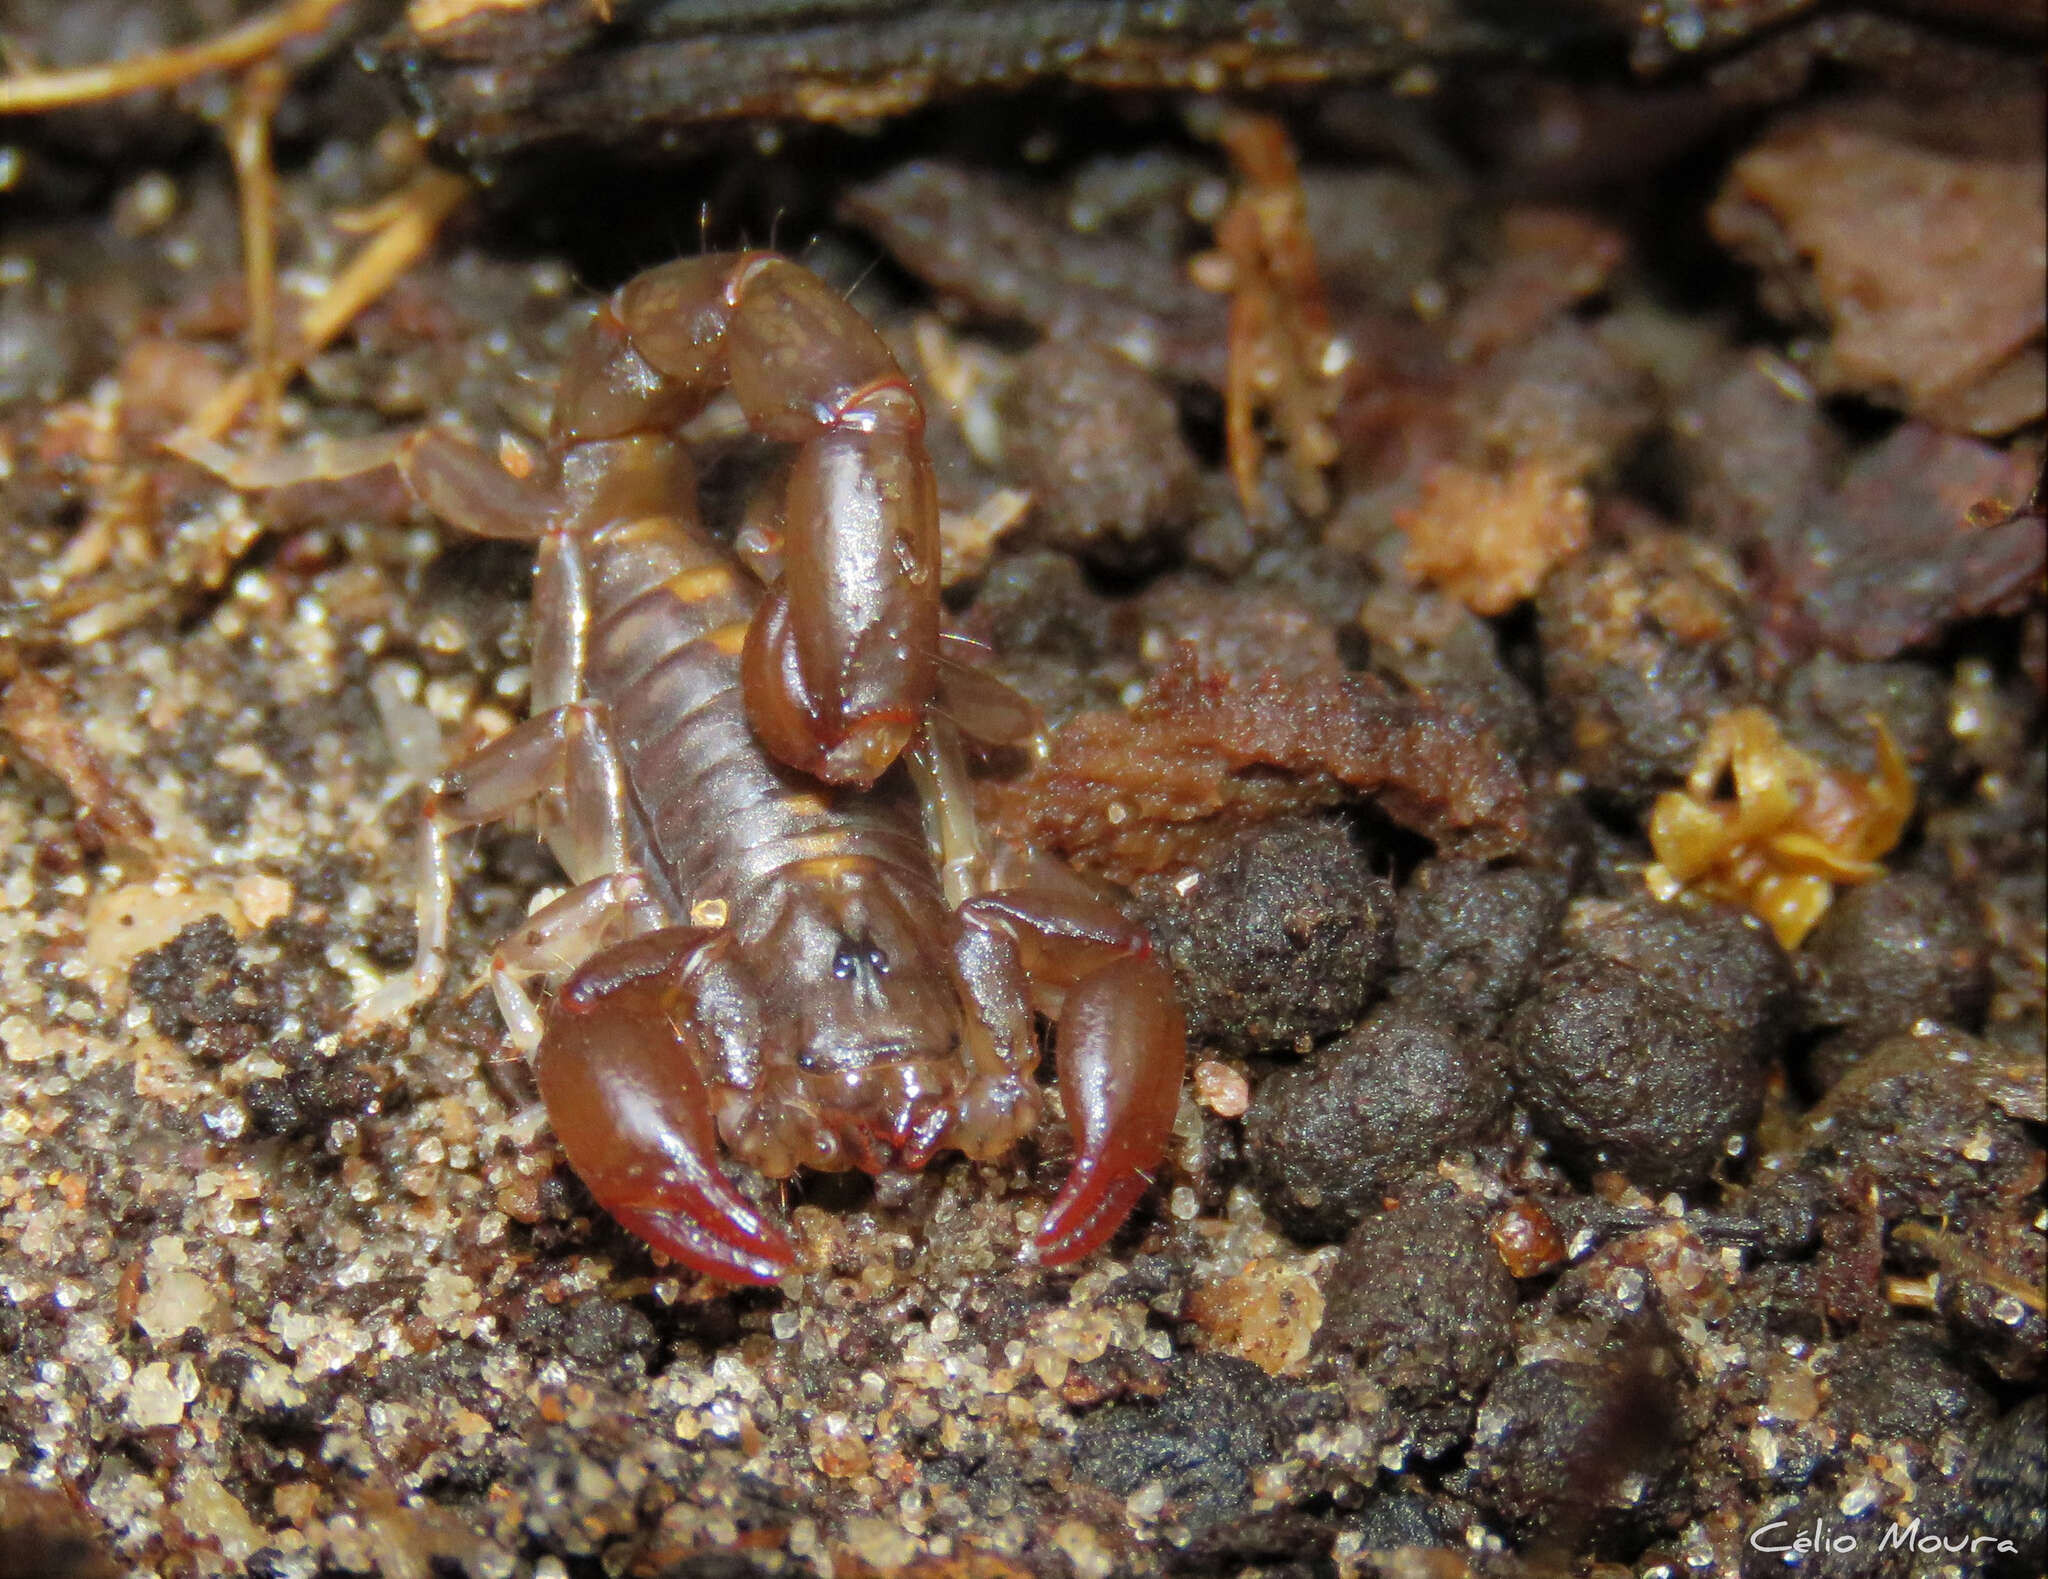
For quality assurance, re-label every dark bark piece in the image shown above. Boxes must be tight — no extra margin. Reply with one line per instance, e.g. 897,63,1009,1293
1760,423,2041,661
377,1,1558,163
844,160,1230,387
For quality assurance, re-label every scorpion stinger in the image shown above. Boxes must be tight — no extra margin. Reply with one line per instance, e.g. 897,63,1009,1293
604,252,941,788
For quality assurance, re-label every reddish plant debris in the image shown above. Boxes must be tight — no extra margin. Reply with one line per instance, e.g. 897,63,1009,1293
1688,9,2041,109
1445,205,1627,367
1398,457,1591,615
0,664,154,854
1712,99,2046,435
1193,108,1342,519
979,650,1530,884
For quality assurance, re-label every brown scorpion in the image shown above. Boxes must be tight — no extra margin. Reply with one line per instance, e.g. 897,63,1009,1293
357,251,1187,1284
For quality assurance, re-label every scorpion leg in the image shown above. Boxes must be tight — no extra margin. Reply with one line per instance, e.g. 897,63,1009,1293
352,697,635,1029
487,870,664,1053
398,428,558,541
539,929,796,1284
352,481,651,1033
957,888,1187,1267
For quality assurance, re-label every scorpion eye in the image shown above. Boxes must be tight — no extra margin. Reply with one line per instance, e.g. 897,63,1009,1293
830,938,891,983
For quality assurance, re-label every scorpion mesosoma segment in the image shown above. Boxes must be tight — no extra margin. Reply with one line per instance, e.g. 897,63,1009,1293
360,251,1188,1284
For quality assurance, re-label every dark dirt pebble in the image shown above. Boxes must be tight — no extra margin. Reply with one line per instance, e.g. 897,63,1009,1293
1457,321,1658,484
1559,894,1796,1063
1821,1322,1993,1449
1537,531,1761,802
240,1045,395,1141
1776,651,1951,785
127,913,284,1064
1457,1342,1685,1553
1069,1353,1299,1527
999,339,1198,570
970,551,1117,667
1386,857,1569,1037
1799,873,1992,1082
1346,1489,1476,1554
1130,814,1395,1056
1972,1395,2048,1578
169,713,259,840
1674,349,1834,554
510,1294,659,1372
1160,1509,1340,1577
1312,1188,1517,1456
1934,1212,2047,1384
1796,1026,2039,1221
1244,1001,1510,1240
965,549,1130,724
1159,1495,1474,1576
1508,955,1763,1191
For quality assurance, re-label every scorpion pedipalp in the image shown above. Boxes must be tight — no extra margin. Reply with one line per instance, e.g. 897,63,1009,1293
1035,950,1187,1264
757,395,940,784
536,929,797,1285
956,889,1187,1266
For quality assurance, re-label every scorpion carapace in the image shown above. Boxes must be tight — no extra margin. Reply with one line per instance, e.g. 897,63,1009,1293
358,252,1188,1284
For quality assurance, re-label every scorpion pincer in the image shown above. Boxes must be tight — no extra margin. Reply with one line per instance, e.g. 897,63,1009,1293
358,251,1188,1284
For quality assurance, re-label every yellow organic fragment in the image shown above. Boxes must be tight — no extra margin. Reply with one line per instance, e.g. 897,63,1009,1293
1644,706,1913,949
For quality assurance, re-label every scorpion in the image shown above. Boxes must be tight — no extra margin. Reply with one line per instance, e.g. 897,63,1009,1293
358,251,1188,1284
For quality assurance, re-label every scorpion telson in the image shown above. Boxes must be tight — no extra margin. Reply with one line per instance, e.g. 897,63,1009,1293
357,251,1188,1284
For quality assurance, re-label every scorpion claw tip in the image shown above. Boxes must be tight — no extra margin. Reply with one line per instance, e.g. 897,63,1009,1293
818,711,917,787
1031,1169,1151,1268
611,1203,796,1287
